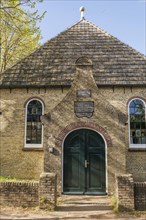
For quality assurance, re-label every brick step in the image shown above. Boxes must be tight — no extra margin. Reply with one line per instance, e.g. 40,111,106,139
56,195,113,212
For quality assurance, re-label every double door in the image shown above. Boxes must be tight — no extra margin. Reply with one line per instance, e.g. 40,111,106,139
63,129,106,194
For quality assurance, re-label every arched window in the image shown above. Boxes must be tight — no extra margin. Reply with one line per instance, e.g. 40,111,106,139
129,99,146,148
25,99,44,148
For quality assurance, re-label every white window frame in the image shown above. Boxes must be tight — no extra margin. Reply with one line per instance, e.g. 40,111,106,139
24,98,44,149
128,98,146,149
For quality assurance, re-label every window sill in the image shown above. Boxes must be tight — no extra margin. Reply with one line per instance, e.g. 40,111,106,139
129,145,146,152
23,145,44,151
129,144,146,148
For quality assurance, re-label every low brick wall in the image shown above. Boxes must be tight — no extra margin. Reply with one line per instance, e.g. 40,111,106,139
0,181,39,207
116,175,146,211
39,173,57,210
116,174,134,211
0,173,57,210
134,182,146,211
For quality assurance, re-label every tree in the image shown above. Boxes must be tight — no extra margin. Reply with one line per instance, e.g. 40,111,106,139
0,0,45,72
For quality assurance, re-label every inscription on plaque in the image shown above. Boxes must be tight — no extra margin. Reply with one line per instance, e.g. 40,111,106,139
74,101,94,118
76,90,91,98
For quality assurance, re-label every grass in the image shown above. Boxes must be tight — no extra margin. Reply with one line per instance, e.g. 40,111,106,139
110,196,118,213
0,176,35,182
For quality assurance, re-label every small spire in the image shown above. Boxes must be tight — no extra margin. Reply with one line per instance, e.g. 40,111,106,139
80,6,85,20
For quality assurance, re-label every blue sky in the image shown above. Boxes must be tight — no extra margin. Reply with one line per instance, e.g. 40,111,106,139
31,0,145,55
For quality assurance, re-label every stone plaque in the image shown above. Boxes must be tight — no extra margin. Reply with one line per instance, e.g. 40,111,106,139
76,90,91,98
74,101,94,118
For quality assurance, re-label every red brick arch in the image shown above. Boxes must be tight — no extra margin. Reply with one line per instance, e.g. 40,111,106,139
55,121,112,147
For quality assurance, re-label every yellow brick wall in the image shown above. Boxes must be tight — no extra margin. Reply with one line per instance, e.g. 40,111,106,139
0,86,145,185
0,87,68,179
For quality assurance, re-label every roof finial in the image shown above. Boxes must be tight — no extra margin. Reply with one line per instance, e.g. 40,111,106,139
80,6,85,20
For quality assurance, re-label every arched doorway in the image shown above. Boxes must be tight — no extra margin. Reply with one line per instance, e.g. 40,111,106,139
63,129,106,194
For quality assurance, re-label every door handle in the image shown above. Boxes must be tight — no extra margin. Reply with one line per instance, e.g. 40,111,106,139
85,160,89,168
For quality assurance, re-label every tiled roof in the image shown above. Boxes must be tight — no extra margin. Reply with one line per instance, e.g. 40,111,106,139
1,19,146,88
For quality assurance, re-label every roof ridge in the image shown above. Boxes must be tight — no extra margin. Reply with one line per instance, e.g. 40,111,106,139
31,20,84,49
84,19,146,59
10,18,145,69
48,18,146,59
66,19,83,30
1,18,146,88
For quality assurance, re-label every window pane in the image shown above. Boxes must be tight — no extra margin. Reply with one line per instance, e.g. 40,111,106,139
129,99,146,145
130,100,145,114
26,100,43,144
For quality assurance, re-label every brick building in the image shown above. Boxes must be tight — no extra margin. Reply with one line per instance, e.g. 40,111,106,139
0,11,146,195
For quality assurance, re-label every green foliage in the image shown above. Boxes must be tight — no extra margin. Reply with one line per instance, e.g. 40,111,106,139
0,176,19,181
110,196,118,213
0,0,46,72
0,176,33,182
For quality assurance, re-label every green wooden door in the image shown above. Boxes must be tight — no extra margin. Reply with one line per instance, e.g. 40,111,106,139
63,129,106,194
